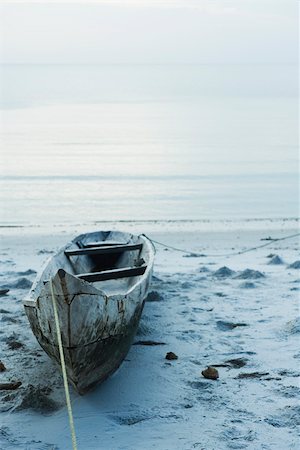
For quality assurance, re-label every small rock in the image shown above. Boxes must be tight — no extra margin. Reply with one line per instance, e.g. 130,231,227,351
165,352,178,360
201,366,219,380
0,361,6,372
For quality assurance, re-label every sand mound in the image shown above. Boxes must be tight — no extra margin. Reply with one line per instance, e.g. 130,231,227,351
17,269,37,276
4,278,32,290
285,317,300,335
216,321,248,331
213,266,235,278
234,269,265,280
5,335,24,350
224,357,248,368
37,249,54,255
145,291,164,302
0,289,9,296
265,405,300,428
267,255,284,265
288,260,300,269
198,266,210,273
239,282,256,289
14,385,60,414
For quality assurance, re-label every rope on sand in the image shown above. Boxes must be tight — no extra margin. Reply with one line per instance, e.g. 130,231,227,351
144,232,300,258
50,278,78,450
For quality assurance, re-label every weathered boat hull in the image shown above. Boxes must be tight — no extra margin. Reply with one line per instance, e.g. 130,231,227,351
25,297,146,394
23,231,154,394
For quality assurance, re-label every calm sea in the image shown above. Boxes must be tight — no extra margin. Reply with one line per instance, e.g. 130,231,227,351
0,64,298,227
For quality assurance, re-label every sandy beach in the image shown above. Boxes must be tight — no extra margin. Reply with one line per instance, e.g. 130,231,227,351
0,219,299,449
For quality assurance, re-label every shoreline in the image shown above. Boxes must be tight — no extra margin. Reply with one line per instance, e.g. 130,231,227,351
0,217,298,236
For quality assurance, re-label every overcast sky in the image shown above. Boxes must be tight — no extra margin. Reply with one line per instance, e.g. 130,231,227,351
0,0,297,64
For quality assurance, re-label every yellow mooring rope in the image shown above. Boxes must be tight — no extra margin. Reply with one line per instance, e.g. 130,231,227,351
50,278,78,450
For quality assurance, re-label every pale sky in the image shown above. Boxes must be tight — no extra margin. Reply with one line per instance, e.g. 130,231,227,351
0,0,297,64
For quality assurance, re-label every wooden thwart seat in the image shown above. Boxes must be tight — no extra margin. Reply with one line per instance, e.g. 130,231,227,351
77,265,147,282
80,241,128,248
65,243,142,257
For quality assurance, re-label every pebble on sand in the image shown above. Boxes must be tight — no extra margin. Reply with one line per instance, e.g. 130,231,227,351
0,361,7,372
201,366,219,380
165,352,178,360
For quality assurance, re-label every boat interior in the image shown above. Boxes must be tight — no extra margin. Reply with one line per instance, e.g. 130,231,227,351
26,231,152,301
63,231,148,295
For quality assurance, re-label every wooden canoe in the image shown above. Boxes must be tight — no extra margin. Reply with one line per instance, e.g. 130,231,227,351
23,231,155,394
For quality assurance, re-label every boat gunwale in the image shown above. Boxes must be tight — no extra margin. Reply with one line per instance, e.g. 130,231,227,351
23,232,155,307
